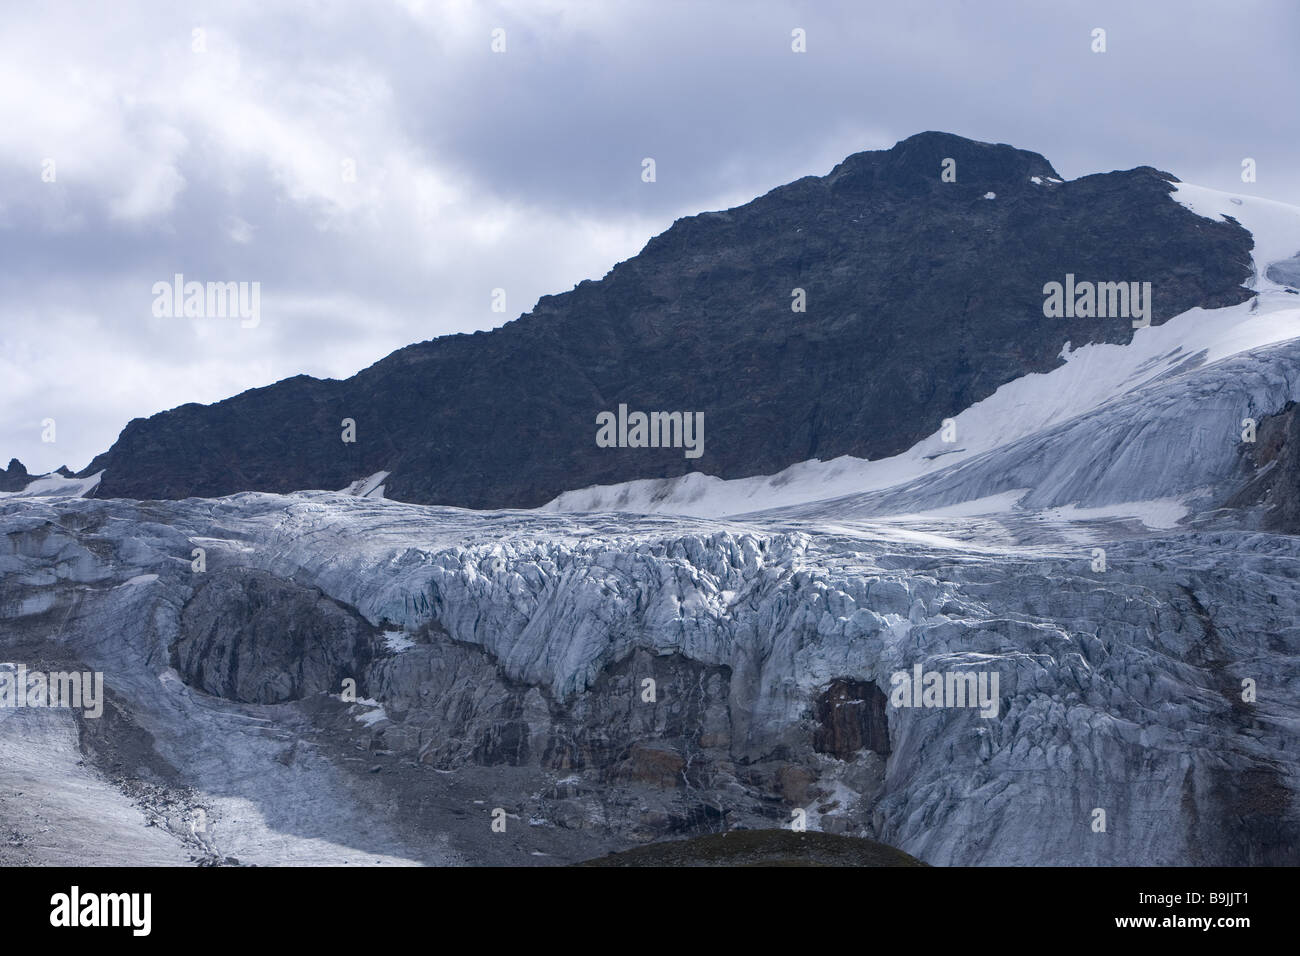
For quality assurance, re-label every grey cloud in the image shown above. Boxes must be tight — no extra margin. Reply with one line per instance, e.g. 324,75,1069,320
2,0,1298,473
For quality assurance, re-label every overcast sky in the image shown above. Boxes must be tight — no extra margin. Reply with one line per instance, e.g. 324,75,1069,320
3,0,1297,474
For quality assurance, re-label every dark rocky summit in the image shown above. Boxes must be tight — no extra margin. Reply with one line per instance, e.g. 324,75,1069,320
79,132,1254,508
0,458,29,491
0,460,76,491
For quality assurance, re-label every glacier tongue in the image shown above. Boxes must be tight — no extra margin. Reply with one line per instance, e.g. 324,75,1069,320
2,489,1297,865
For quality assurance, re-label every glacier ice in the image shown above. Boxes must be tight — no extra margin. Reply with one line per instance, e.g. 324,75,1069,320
2,472,1297,864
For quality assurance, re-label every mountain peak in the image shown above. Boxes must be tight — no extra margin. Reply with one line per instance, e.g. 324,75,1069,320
825,131,1060,192
82,135,1254,507
0,457,29,492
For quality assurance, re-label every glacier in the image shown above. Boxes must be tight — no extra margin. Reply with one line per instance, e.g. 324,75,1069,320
2,453,1298,864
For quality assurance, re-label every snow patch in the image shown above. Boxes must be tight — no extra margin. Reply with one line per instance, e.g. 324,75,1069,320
339,472,390,499
117,574,160,588
1040,498,1190,530
0,471,102,499
383,630,415,653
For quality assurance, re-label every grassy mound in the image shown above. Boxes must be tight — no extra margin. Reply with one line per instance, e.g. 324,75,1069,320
577,829,926,867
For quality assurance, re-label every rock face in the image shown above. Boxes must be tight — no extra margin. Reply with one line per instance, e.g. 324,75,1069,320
813,679,890,759
79,132,1253,508
1226,399,1300,532
0,459,29,492
173,568,377,704
365,640,750,838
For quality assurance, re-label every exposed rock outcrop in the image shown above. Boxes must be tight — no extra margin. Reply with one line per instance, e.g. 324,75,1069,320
813,678,890,758
173,568,377,704
0,459,29,492
1223,399,1300,532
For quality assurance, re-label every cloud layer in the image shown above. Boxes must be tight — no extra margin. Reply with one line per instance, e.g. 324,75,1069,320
3,0,1297,473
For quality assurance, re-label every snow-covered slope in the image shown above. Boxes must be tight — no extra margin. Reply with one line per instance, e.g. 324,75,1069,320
770,331,1300,524
1171,182,1300,292
339,471,390,499
544,184,1300,520
0,470,102,500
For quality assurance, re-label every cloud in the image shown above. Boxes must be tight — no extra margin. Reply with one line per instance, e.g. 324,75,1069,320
1,0,1298,473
